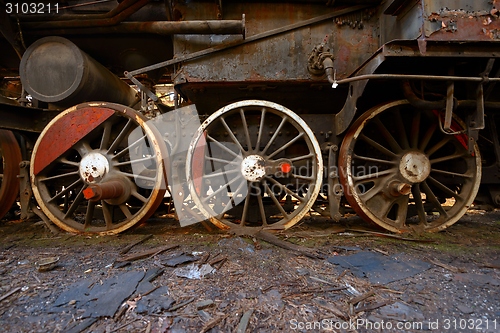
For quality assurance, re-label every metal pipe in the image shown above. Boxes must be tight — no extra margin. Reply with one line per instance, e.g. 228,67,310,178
322,57,335,85
25,17,246,36
334,73,500,85
402,80,500,110
20,36,137,107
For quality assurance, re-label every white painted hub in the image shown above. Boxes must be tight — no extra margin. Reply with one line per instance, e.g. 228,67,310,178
399,151,430,183
79,152,109,183
241,155,266,181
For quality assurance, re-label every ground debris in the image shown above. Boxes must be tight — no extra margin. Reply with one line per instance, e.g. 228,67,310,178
116,244,178,262
235,309,254,333
173,263,215,279
328,251,432,284
119,234,153,254
253,230,325,258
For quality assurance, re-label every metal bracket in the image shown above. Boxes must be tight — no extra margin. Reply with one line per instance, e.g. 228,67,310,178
327,144,342,221
18,160,34,220
124,71,158,103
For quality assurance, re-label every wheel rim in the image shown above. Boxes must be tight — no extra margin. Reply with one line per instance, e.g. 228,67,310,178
186,100,323,230
0,130,22,220
339,100,481,233
31,102,166,234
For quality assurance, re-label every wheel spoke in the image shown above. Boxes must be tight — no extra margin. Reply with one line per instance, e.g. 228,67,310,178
113,133,147,160
203,168,240,179
352,168,397,182
84,201,96,229
410,111,421,149
429,153,466,164
256,192,267,226
206,134,241,158
360,134,396,157
219,116,246,153
255,108,266,152
264,182,289,219
374,117,402,153
357,178,388,202
119,204,133,219
419,121,437,151
131,189,148,203
353,154,396,165
394,110,410,150
411,184,427,223
118,171,157,182
291,174,315,181
261,116,288,155
430,168,473,178
265,176,306,203
40,170,80,182
113,155,155,167
289,153,315,162
426,136,452,156
59,158,80,167
236,181,251,225
426,176,460,199
204,155,241,166
202,176,240,203
267,132,304,159
48,178,83,203
63,186,85,219
101,201,113,230
100,122,112,150
239,109,253,151
421,180,448,216
107,119,133,154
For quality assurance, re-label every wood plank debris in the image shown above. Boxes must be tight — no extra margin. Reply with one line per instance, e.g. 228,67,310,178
119,234,153,255
116,244,179,262
235,309,254,333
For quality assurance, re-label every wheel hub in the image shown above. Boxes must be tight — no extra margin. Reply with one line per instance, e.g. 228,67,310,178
399,151,430,184
79,152,109,183
241,154,266,181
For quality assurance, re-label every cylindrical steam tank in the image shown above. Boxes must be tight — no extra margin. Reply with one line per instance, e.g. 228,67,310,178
20,36,137,108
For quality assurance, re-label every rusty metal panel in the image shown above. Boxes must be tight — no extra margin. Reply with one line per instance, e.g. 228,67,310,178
173,3,380,84
423,0,500,40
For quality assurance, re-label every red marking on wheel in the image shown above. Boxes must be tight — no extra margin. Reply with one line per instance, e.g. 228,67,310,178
280,162,292,173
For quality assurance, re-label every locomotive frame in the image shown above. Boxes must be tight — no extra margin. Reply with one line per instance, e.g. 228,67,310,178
1,0,500,234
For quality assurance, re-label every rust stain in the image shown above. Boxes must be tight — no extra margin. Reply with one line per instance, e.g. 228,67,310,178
33,107,114,175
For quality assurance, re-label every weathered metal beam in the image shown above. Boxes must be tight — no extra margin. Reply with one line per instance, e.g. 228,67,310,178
0,103,59,133
24,18,246,36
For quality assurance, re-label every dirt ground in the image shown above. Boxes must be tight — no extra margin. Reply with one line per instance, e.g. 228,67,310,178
0,208,499,333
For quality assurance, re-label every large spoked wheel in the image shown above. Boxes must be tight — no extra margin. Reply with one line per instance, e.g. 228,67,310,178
339,100,481,233
0,130,22,220
186,100,323,231
31,102,166,234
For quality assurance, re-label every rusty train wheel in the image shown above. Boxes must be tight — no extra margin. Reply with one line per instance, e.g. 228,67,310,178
339,100,481,233
0,130,22,220
186,100,323,231
31,102,166,235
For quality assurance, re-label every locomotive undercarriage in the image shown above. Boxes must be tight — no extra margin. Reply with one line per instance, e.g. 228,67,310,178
1,0,500,235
